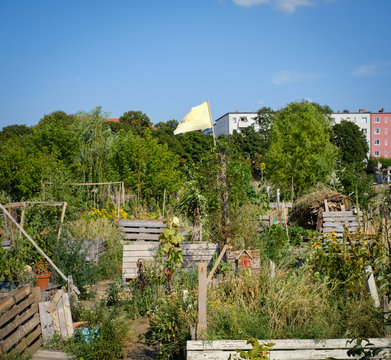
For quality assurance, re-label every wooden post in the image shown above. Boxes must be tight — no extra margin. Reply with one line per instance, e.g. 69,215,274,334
19,203,26,240
206,100,216,147
57,202,67,243
365,265,380,308
270,260,276,279
122,182,125,206
197,263,207,339
162,188,166,219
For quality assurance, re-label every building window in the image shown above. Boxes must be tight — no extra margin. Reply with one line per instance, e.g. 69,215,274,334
386,151,388,157
386,128,388,135
375,139,380,145
233,117,237,124
375,128,380,134
362,117,367,123
375,117,380,123
362,129,367,134
374,151,380,157
240,117,248,122
385,117,388,124
386,139,388,146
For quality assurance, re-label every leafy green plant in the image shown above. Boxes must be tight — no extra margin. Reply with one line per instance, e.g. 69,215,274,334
230,338,274,360
159,217,184,278
346,338,383,360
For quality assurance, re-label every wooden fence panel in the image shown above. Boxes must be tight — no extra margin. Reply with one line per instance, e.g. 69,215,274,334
321,211,363,236
0,285,42,357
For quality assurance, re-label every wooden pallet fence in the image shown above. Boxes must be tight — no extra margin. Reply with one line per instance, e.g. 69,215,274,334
123,241,220,279
321,211,363,236
38,290,73,343
187,338,391,360
0,285,42,357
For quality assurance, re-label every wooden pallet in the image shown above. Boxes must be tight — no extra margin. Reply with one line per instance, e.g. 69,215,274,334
321,211,363,236
0,285,42,357
187,338,391,360
119,220,166,241
123,241,220,279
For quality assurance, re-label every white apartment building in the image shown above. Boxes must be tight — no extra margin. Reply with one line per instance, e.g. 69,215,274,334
213,112,258,137
331,110,371,149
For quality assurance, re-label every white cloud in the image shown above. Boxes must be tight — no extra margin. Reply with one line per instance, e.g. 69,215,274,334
271,71,321,85
352,62,391,77
232,0,269,6
232,0,312,12
257,99,265,105
275,0,312,13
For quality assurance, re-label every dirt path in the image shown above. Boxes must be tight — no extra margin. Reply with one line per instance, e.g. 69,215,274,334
123,318,159,360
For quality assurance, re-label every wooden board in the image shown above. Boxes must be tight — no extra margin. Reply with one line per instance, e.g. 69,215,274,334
187,338,391,360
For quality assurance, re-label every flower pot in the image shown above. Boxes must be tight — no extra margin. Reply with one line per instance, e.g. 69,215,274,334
35,273,51,290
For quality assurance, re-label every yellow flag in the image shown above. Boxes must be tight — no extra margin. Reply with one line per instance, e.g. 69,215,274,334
174,101,212,135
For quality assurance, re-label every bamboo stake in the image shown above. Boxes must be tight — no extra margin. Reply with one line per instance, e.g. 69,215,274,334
57,202,67,243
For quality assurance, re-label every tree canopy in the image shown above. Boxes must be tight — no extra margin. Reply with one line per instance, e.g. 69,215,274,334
265,102,337,197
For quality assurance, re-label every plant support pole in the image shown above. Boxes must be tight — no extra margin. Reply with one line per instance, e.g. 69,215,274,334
0,204,80,295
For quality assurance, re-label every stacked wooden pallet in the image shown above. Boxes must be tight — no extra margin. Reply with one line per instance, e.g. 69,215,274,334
186,338,391,360
0,285,42,357
321,211,362,236
122,241,219,279
119,220,166,241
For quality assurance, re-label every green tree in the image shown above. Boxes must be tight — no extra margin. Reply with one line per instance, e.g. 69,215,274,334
254,106,276,151
109,130,183,206
332,120,368,168
118,110,152,136
265,102,337,197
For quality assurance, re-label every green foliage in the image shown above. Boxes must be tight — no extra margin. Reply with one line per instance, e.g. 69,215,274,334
230,339,274,360
257,225,290,263
51,237,100,298
332,120,368,168
265,102,337,197
307,231,385,290
346,338,384,360
109,130,183,206
159,218,184,272
117,110,152,135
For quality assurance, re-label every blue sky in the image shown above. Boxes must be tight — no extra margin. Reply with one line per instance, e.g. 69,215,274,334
1,0,390,129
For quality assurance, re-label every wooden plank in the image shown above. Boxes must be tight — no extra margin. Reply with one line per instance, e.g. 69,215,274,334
1,312,40,352
51,308,60,334
323,211,362,217
365,265,380,307
123,250,158,257
0,302,37,340
39,302,54,344
0,285,31,315
56,297,67,338
123,233,161,240
0,293,35,328
187,349,391,360
62,293,74,338
197,263,207,340
32,349,70,360
207,245,228,284
187,338,391,350
123,243,160,251
47,290,64,313
121,227,165,233
11,324,41,355
119,220,165,228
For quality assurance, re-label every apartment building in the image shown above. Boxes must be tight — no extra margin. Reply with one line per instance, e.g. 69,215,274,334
371,109,391,158
331,110,371,149
213,112,258,137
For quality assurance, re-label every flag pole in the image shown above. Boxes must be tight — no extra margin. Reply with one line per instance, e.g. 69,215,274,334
206,99,216,147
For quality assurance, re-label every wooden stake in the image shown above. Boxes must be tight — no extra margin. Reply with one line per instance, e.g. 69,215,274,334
197,263,207,339
207,244,228,284
57,202,67,243
162,188,166,219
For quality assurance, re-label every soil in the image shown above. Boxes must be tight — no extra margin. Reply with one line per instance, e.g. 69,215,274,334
123,318,159,360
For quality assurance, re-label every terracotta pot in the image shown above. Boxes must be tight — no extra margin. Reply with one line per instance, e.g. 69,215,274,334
35,273,51,290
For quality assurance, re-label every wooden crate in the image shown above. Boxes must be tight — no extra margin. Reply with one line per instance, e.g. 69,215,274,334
0,285,42,357
187,338,391,360
122,241,220,279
